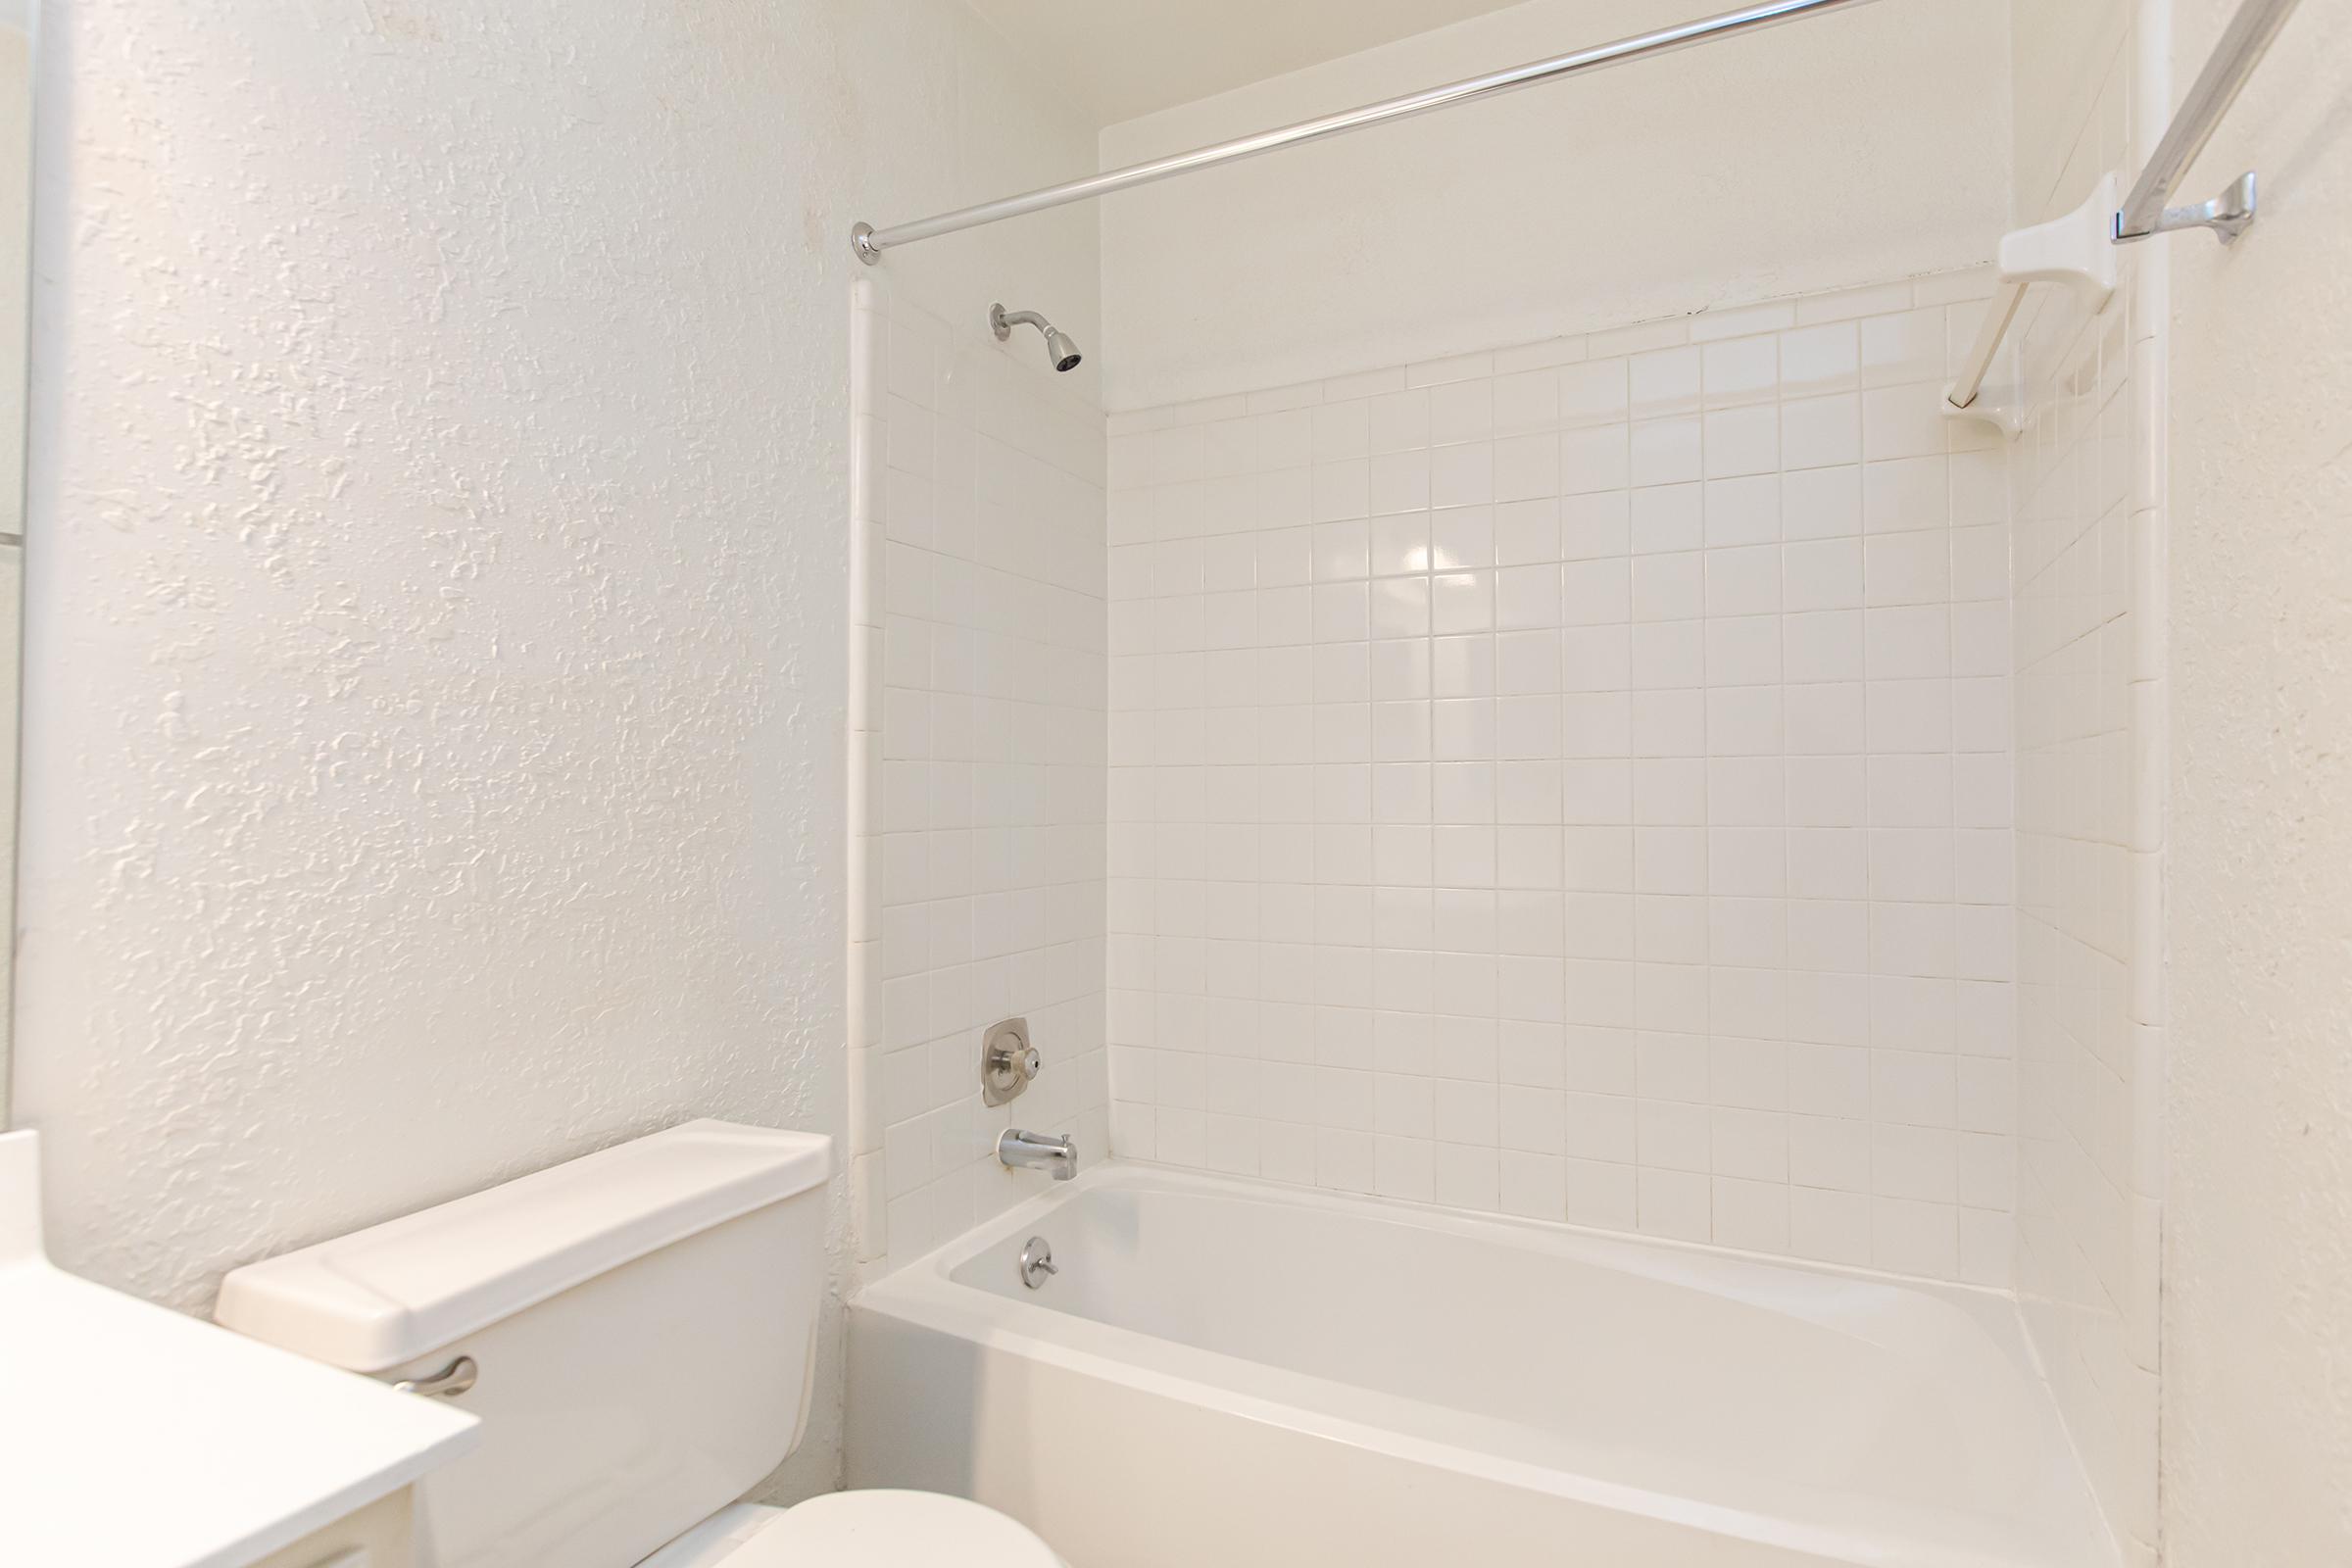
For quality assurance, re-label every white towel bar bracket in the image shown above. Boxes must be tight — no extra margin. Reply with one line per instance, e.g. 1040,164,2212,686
1942,174,2120,436
1943,162,2260,435
1944,0,2298,434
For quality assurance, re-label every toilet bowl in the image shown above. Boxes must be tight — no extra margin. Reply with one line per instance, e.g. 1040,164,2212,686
647,1496,1064,1567
215,1121,1059,1568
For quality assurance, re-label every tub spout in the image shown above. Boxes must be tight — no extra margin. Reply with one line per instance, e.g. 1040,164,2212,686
999,1128,1078,1180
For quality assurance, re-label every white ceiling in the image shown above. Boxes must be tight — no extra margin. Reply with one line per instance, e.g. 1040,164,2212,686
961,0,1536,125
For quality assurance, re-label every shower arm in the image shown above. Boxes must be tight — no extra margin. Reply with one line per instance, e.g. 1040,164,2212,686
851,0,1881,264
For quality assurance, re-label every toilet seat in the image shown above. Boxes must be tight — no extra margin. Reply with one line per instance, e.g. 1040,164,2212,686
644,1494,1065,1568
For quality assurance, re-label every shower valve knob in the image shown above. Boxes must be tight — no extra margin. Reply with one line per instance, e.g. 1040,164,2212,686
981,1017,1039,1105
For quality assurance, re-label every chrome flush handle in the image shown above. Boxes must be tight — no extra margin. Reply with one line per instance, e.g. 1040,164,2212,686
392,1353,478,1399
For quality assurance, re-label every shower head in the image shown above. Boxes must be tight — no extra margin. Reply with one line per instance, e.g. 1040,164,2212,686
991,303,1083,372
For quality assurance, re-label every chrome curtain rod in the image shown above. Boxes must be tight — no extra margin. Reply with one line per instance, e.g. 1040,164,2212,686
1943,0,2303,422
2115,0,2302,240
852,0,1883,263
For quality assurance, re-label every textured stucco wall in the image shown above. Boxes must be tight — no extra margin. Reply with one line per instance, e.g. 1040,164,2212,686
2164,0,2352,1559
1097,0,2010,410
12,0,1096,1500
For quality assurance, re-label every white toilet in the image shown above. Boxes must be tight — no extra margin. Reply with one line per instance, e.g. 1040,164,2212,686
215,1119,1063,1567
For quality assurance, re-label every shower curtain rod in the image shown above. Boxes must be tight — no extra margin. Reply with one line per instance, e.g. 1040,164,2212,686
851,0,1883,264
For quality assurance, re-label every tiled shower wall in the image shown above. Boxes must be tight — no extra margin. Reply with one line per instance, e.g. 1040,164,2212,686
849,277,1110,1278
1103,272,2019,1285
2004,2,2167,1556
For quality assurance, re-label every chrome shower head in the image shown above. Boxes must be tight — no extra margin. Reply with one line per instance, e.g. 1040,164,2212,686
991,303,1083,372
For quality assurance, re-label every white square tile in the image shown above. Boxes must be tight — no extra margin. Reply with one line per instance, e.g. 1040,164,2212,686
1786,757,1865,827
1494,629,1562,695
1432,506,1495,571
1865,531,1951,606
1637,1168,1712,1240
1431,443,1494,509
1432,571,1494,635
1860,308,1947,389
1633,760,1706,829
1633,553,1705,621
1368,451,1431,517
1711,897,1788,967
1783,466,1862,540
1632,417,1703,487
1704,406,1780,478
1631,347,1702,418
1561,425,1631,494
1782,394,1861,470
1494,433,1561,502
1779,322,1859,397
1562,560,1633,625
1559,360,1630,427
1786,682,1866,754
1866,678,1951,752
1368,388,1430,454
1634,621,1707,691
1703,336,1779,408
1706,545,1783,616
1633,484,1703,555
1950,523,2009,601
1632,691,1705,759
1788,832,1867,902
1791,1187,1872,1264
1705,476,1781,547
1861,384,1947,462
1864,456,1948,534
1497,497,1564,564
1784,540,1864,612
1430,379,1494,444
1494,368,1561,435
1706,616,1783,688
1865,605,1950,678
1496,564,1564,629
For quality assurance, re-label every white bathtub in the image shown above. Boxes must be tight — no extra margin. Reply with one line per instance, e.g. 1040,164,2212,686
848,1164,2113,1568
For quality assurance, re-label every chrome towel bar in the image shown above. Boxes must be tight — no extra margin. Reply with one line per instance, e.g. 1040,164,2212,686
1945,0,2303,432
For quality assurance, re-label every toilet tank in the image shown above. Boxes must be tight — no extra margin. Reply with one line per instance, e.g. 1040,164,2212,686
216,1120,833,1568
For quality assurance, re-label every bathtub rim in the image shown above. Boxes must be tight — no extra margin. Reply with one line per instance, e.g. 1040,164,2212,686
852,1159,2118,1568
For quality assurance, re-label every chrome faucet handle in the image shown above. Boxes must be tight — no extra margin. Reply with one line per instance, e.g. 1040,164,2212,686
980,1017,1041,1106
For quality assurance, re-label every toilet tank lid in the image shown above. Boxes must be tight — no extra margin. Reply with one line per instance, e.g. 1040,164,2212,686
215,1119,832,1372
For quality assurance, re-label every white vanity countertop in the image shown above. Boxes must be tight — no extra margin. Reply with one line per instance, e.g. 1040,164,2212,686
0,1130,479,1568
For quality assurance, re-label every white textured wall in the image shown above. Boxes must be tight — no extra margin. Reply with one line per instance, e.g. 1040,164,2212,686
13,0,1097,1500
1097,0,2010,411
2164,0,2352,1559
